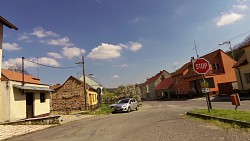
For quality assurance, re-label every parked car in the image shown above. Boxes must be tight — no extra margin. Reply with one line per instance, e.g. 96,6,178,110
107,103,116,108
114,98,139,113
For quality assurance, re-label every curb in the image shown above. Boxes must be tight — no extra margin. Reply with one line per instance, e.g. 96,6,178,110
186,112,250,128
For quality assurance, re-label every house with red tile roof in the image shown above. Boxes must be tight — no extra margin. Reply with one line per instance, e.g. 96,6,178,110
140,70,171,100
172,49,237,97
155,77,174,99
0,69,52,122
233,45,250,90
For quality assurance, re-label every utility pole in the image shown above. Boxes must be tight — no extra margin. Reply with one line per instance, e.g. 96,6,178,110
22,57,25,94
76,56,88,110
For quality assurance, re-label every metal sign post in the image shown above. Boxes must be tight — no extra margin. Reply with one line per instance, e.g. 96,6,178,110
193,58,212,112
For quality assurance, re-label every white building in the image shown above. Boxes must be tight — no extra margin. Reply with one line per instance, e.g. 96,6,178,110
0,69,52,122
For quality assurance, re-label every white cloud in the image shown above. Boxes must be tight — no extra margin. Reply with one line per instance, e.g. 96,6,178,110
3,58,36,69
31,27,58,38
3,43,21,51
46,37,74,46
18,35,31,42
87,43,122,60
216,12,244,26
3,57,60,69
62,47,86,59
47,52,63,59
121,64,129,67
233,4,248,10
112,75,119,79
37,57,60,67
129,42,142,52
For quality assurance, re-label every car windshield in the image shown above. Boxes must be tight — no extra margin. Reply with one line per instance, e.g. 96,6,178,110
117,99,129,104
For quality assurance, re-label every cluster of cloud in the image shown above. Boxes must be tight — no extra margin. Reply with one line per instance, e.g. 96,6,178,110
2,57,60,69
4,26,142,71
3,43,21,51
215,3,248,26
87,42,142,60
4,27,88,68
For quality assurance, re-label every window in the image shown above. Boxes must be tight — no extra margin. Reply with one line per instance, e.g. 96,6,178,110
212,63,220,70
40,93,45,103
175,78,178,84
160,75,165,81
245,73,250,83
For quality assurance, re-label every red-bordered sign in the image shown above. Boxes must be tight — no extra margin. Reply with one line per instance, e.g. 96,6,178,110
193,58,210,74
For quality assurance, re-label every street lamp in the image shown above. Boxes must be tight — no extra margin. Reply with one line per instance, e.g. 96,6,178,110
218,41,235,61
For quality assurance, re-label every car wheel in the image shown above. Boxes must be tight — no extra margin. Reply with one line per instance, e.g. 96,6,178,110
127,107,131,113
136,106,139,111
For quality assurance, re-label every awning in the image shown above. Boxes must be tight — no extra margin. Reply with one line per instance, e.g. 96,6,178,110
13,85,54,92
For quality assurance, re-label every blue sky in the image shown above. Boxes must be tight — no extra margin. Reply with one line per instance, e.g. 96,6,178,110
1,0,250,88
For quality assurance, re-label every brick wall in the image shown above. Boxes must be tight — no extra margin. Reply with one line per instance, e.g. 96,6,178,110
51,77,85,114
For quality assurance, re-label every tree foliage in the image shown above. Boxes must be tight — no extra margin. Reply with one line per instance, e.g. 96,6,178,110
114,84,142,101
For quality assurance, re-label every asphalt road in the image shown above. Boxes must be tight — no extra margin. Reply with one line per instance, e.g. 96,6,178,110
8,100,250,141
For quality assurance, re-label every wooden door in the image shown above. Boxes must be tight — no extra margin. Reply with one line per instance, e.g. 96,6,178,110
26,93,34,118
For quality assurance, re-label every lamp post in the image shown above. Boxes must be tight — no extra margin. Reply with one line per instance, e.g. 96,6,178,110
218,41,235,61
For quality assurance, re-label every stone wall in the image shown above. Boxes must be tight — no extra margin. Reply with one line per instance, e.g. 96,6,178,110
51,77,85,114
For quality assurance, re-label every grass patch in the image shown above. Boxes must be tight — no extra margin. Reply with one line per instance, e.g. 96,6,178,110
190,109,250,122
185,114,250,132
86,104,114,115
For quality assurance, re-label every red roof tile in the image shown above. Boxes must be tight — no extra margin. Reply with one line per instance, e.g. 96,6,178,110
182,49,223,79
1,69,40,84
50,84,62,90
172,62,191,77
155,77,173,91
144,70,168,85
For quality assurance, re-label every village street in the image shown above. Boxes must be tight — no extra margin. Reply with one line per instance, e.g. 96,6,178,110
7,99,250,141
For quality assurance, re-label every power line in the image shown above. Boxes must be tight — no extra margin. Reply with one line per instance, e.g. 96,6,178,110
25,59,79,69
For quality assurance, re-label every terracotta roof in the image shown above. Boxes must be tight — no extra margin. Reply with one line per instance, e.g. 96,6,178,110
50,84,61,90
144,70,168,85
202,49,221,62
172,62,191,77
1,69,40,84
0,16,18,30
233,53,248,68
182,49,223,79
155,77,174,91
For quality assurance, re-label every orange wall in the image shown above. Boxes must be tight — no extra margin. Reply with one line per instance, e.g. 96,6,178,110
173,51,236,95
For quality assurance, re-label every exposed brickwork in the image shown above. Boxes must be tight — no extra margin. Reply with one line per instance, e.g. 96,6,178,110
51,77,85,113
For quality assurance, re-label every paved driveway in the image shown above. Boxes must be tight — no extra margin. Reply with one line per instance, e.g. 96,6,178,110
7,100,250,141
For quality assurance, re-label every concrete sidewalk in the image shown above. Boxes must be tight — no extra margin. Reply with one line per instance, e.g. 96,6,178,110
0,114,94,141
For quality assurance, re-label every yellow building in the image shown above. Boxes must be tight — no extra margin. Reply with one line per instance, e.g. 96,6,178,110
50,76,98,114
234,45,250,90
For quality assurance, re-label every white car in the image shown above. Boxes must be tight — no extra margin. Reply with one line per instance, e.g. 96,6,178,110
114,98,139,113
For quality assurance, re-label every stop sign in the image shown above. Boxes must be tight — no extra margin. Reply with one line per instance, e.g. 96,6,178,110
193,58,210,74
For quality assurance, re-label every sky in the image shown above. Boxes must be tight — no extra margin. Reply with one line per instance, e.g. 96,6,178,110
1,0,250,88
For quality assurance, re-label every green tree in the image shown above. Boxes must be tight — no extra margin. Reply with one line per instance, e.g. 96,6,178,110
115,84,142,101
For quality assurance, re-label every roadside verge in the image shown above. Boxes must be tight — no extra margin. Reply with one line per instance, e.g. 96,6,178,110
187,112,250,128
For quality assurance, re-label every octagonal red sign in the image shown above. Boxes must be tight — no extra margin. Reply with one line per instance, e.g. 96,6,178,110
193,58,210,74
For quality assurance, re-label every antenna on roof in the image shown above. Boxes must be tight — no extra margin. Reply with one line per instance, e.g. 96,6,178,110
172,66,176,71
193,40,199,58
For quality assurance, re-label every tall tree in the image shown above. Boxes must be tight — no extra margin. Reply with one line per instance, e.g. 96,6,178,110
7,63,30,75
115,84,142,101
